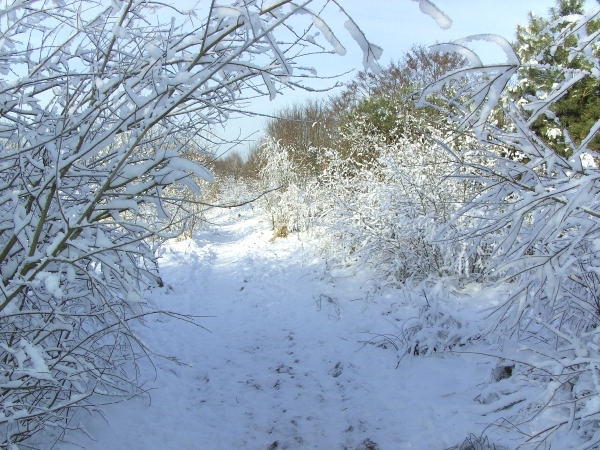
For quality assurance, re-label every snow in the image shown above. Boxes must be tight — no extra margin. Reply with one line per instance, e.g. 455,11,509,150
343,19,383,73
58,206,512,450
453,35,519,65
413,0,452,31
111,25,131,40
310,14,346,56
215,6,243,20
34,272,63,299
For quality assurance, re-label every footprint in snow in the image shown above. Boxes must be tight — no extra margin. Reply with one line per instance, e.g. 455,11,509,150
331,361,343,378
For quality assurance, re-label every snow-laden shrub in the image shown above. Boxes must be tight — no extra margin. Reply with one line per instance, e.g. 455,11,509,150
256,139,324,234
253,105,483,283
404,300,480,356
209,176,261,207
0,0,384,445
417,6,600,447
319,112,482,284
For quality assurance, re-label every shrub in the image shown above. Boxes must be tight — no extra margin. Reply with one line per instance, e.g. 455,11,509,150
0,0,383,445
418,4,600,447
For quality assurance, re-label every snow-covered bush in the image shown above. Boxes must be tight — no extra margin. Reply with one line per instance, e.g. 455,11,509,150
0,0,383,446
319,110,480,284
256,138,324,234
253,98,480,284
210,176,260,207
417,4,600,447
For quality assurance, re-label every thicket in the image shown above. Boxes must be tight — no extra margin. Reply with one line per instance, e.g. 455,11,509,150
0,0,386,446
412,3,600,446
228,45,475,283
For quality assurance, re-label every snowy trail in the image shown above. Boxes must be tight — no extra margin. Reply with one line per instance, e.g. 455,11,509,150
66,208,495,450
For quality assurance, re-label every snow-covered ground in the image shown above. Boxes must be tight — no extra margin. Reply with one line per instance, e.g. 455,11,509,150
61,207,511,450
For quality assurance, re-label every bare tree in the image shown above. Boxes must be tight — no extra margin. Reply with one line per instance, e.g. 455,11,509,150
328,44,466,117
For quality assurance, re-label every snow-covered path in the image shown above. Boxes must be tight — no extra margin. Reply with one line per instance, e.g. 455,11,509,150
66,208,495,450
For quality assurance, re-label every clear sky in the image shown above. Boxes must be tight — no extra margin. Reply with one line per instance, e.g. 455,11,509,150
214,0,593,157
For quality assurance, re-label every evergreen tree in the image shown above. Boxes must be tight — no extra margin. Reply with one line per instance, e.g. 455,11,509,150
512,0,600,155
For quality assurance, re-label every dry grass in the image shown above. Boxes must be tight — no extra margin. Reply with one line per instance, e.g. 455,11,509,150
269,225,288,241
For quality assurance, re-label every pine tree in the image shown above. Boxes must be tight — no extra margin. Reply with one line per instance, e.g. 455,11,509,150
512,0,600,155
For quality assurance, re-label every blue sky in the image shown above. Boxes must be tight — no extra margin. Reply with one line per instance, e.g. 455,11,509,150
215,0,592,157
